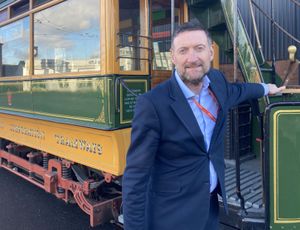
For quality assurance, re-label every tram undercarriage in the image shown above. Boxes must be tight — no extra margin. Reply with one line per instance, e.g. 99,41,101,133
0,139,122,227
0,138,266,229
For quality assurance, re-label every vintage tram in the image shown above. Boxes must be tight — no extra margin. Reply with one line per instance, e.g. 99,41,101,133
0,0,299,229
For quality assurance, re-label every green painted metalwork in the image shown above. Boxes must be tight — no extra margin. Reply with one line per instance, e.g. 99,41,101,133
221,0,262,83
269,93,300,103
220,0,269,113
267,104,300,229
0,75,149,130
258,62,283,86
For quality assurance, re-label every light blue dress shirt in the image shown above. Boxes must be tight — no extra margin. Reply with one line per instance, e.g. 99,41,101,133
175,71,218,192
175,70,269,193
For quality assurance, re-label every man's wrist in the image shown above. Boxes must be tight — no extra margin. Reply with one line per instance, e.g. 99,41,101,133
260,83,269,95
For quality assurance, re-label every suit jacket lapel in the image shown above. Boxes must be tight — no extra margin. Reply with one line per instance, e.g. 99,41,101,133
169,75,207,153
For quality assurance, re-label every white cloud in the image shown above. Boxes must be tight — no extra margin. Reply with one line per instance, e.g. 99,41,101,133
34,0,99,34
34,0,100,58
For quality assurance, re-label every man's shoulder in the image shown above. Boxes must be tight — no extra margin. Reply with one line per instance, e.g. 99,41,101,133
207,68,226,81
143,78,172,99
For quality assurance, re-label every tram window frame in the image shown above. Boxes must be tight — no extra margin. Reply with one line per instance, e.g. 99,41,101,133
33,0,52,8
33,0,102,77
151,0,183,71
150,0,188,87
117,0,150,75
10,0,30,18
0,0,150,79
0,16,30,78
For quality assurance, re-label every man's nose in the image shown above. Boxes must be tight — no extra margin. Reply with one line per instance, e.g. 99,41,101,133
186,50,198,62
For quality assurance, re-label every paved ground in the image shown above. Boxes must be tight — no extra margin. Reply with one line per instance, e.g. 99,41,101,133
0,168,115,230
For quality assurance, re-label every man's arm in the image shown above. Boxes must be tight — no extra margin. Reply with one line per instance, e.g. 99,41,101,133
122,95,160,230
227,82,286,107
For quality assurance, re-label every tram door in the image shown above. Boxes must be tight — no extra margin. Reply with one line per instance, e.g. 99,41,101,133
151,0,187,87
266,103,300,230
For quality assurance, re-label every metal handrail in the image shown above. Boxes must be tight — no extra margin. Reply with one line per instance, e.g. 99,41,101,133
117,32,152,40
117,32,153,62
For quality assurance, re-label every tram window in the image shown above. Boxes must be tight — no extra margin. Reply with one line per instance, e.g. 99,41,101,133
0,10,8,23
10,0,30,17
0,17,30,77
33,0,52,8
152,1,180,70
119,0,146,71
34,0,100,75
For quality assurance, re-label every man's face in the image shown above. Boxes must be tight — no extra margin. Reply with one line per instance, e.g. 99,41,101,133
171,30,214,85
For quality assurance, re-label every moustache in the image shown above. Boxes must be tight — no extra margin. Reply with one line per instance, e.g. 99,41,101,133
184,62,203,68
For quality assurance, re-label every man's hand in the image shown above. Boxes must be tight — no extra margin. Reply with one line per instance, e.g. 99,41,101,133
267,84,286,95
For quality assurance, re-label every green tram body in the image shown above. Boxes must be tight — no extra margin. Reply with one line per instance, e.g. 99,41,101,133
0,0,299,229
0,75,149,130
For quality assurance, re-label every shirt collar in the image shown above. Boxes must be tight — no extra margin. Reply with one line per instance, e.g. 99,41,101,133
174,70,210,99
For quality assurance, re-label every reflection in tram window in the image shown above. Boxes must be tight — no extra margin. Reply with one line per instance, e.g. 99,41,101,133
34,0,100,75
33,0,52,8
152,1,180,70
0,9,8,23
0,17,30,77
119,0,147,72
10,0,30,17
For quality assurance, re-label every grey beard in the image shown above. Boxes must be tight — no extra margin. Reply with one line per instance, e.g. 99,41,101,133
182,75,204,86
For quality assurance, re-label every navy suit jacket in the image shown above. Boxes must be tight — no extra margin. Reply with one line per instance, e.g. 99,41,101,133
122,69,265,230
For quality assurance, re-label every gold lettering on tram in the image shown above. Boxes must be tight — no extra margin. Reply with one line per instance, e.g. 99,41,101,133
10,125,45,140
54,134,103,155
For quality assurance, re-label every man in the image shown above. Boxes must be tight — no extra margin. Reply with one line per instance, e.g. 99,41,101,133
122,21,285,230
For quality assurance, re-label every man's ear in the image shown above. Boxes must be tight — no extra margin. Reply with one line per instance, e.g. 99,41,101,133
210,45,214,62
170,48,176,64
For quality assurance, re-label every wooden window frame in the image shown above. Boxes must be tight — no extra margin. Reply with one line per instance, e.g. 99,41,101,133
0,0,151,81
113,0,150,76
0,0,106,81
151,0,188,86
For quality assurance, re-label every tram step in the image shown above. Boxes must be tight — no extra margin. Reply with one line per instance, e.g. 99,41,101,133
223,165,263,209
